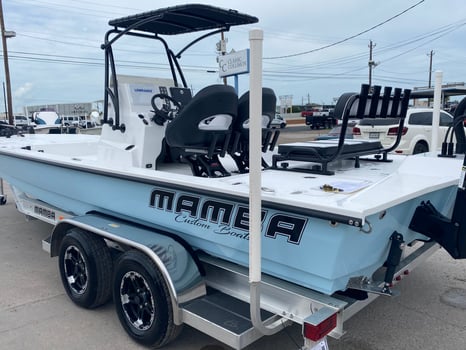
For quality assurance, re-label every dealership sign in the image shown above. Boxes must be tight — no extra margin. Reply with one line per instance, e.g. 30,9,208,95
218,49,250,78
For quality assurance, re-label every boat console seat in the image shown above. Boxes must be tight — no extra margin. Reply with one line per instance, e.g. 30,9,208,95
273,84,411,175
229,87,279,173
165,84,238,177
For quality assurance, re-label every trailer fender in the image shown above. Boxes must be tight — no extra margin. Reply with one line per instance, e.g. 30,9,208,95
50,213,206,322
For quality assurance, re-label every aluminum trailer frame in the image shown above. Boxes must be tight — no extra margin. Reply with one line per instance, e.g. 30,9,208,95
11,188,440,350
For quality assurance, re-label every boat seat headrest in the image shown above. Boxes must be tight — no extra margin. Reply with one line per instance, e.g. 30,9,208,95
228,87,279,173
235,87,277,130
165,84,237,151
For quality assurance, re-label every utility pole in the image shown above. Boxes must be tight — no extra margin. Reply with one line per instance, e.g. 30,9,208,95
0,0,14,125
220,32,227,85
368,40,377,87
2,81,6,116
427,50,435,88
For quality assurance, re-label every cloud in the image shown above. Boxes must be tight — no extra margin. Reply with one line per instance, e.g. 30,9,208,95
14,82,33,98
5,0,466,108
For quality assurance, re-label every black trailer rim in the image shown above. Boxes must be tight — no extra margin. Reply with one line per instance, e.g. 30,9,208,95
120,271,155,331
63,245,89,295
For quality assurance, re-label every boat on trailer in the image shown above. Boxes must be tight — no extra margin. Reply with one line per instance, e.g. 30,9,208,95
1,4,466,349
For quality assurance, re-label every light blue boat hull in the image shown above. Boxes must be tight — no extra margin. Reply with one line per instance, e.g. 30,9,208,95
0,153,457,295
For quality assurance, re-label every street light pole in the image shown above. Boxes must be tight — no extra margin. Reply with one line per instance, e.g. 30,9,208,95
0,0,14,125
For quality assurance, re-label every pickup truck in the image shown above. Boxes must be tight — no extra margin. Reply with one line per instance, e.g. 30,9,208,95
304,108,337,129
352,108,457,154
301,106,319,118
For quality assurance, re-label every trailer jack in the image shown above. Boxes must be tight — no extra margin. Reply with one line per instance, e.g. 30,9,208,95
346,232,404,297
381,232,405,295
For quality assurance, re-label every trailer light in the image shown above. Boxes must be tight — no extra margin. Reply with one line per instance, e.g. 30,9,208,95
395,275,402,281
403,270,410,275
303,311,337,341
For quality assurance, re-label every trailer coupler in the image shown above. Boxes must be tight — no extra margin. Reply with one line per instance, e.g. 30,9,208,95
409,188,466,259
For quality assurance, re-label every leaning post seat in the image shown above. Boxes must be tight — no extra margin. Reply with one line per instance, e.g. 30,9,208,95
272,84,411,175
229,87,279,173
165,84,238,177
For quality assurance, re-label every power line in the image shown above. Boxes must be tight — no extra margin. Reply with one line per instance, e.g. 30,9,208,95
6,0,465,102
13,0,133,19
12,0,458,80
261,17,466,84
264,0,425,59
5,51,219,73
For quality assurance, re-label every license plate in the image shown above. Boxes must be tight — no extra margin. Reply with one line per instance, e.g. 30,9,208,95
369,132,380,139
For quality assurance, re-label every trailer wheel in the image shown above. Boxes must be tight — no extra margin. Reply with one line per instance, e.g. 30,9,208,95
0,196,6,205
113,250,181,348
58,228,113,309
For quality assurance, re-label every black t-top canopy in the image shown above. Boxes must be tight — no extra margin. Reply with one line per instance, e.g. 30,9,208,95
108,4,259,35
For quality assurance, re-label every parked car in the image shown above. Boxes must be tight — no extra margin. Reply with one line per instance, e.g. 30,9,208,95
0,120,19,137
312,108,333,118
271,114,287,128
315,121,357,140
80,120,97,129
62,115,80,126
352,108,456,154
14,115,29,126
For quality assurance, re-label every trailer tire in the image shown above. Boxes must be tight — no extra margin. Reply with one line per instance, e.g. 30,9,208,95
113,250,181,348
58,228,113,309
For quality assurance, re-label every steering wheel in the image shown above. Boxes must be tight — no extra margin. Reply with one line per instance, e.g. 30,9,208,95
150,93,181,126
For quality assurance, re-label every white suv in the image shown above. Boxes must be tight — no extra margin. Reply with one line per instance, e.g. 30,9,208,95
352,108,456,154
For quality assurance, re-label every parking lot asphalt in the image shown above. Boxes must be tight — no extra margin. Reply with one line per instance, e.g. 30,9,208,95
1,168,466,349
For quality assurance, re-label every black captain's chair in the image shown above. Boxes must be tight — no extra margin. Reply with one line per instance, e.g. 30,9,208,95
229,87,279,173
165,84,238,177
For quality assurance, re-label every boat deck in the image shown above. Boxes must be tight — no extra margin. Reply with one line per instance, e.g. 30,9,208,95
0,132,462,295
0,133,461,224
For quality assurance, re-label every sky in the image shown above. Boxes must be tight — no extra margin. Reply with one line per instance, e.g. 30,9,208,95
2,0,466,114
